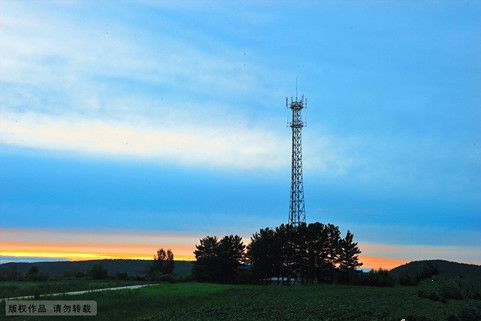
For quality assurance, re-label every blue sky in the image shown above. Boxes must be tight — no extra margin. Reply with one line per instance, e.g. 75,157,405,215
0,1,480,266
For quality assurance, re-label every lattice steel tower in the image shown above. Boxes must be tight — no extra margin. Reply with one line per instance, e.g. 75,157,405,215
287,95,306,225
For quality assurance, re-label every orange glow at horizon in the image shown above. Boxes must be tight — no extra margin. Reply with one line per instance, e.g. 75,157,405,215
3,228,478,269
0,241,195,261
359,255,408,270
1,240,406,269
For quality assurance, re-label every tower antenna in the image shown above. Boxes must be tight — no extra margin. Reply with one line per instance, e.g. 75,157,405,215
286,94,306,225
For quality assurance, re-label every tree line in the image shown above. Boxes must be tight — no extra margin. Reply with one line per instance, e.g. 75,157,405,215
193,222,362,284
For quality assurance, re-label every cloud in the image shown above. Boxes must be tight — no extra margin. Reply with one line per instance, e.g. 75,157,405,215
0,110,289,169
0,1,285,115
0,2,357,174
1,109,352,172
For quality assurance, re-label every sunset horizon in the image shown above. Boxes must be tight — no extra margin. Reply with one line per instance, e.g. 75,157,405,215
1,1,480,274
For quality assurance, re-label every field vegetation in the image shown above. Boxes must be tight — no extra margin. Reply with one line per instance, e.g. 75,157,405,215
1,281,481,321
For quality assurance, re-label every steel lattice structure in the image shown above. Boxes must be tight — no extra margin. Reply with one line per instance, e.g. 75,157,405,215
287,95,306,225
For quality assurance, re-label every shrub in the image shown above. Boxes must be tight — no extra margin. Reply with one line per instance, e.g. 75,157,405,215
397,262,439,286
440,285,464,300
88,264,108,280
418,289,446,303
146,270,174,282
366,269,395,287
405,315,435,321
398,273,420,286
174,275,193,283
448,303,481,321
73,272,85,278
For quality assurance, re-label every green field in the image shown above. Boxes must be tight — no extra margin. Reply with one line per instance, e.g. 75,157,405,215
0,279,153,299
1,281,480,321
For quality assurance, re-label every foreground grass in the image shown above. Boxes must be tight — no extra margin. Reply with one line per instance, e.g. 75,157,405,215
1,282,479,321
0,279,153,298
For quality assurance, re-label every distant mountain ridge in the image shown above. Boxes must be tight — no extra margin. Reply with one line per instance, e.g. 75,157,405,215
390,259,481,277
0,259,193,277
2,259,479,279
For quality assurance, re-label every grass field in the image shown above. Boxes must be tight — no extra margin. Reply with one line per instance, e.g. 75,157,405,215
1,281,480,321
0,279,153,299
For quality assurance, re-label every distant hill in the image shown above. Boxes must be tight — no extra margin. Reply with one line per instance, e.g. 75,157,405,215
390,259,481,278
0,259,193,277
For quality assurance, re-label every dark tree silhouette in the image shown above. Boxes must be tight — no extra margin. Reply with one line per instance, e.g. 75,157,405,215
25,266,47,281
196,223,363,285
217,235,245,283
306,222,329,283
194,236,219,259
247,228,280,283
26,266,39,278
337,230,363,271
277,224,296,283
193,236,220,282
326,224,341,268
247,222,362,284
193,235,245,283
153,248,175,274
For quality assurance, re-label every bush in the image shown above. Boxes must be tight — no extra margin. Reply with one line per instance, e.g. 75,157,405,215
146,270,174,282
448,303,481,321
116,272,128,280
418,289,447,303
398,273,420,286
419,284,465,303
63,271,85,279
174,275,193,283
404,315,435,321
88,264,108,280
440,285,464,300
333,270,364,285
366,269,395,287
397,262,438,286
25,266,48,281
344,269,395,287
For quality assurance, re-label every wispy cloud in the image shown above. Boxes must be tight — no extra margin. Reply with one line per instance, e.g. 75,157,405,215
1,109,353,172
0,2,283,114
0,1,353,174
0,110,286,169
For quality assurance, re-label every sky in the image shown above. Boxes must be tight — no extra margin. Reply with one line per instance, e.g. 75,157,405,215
1,1,480,269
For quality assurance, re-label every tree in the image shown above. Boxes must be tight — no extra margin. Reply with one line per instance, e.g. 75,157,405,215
192,236,220,282
217,235,246,283
276,224,296,283
247,222,362,285
193,235,245,283
247,228,278,283
152,248,175,274
25,266,47,281
291,223,308,283
194,236,219,260
305,222,329,283
337,230,363,271
326,224,341,269
26,266,39,279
